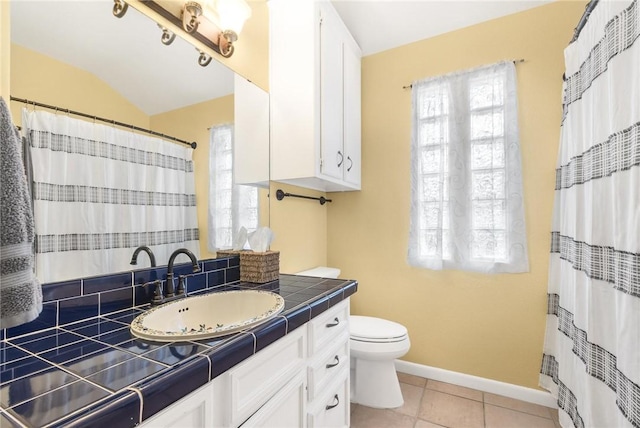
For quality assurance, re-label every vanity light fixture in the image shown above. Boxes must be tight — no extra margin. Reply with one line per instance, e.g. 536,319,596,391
112,0,251,64
180,0,252,58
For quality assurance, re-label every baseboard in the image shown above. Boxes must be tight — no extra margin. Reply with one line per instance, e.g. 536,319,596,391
394,360,557,409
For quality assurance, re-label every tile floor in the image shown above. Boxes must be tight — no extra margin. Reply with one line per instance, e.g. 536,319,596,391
350,373,561,428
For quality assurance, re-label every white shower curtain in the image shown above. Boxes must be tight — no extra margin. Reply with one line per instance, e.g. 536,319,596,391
539,1,640,427
23,109,200,283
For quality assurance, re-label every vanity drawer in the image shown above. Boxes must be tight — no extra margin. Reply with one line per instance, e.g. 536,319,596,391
308,367,350,428
308,299,349,356
227,326,306,427
308,330,350,401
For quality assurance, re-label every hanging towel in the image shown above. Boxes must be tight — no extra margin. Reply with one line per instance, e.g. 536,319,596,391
0,97,42,329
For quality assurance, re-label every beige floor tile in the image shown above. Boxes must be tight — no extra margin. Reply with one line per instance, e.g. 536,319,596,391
418,389,484,428
484,393,553,419
351,403,360,414
393,382,424,417
414,419,447,428
398,372,428,388
426,380,484,402
351,405,416,428
485,404,556,428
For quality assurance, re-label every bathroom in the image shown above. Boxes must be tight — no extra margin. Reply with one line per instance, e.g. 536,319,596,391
1,0,638,427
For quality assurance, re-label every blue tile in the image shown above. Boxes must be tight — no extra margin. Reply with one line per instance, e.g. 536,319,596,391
42,279,81,302
115,339,164,355
95,328,136,347
100,287,134,315
143,343,208,366
226,266,240,282
62,346,137,377
0,366,79,407
134,266,167,286
5,302,57,338
0,343,29,366
169,261,200,278
47,389,140,428
138,356,209,421
253,317,287,352
39,339,109,365
186,272,207,293
285,304,311,333
0,357,50,385
208,333,254,379
103,308,144,325
12,330,86,354
8,380,110,427
86,357,167,391
309,296,330,319
227,256,240,267
327,289,343,308
0,411,22,427
203,259,227,272
64,319,128,339
343,281,358,298
134,281,156,307
59,294,99,325
84,272,132,294
207,269,225,288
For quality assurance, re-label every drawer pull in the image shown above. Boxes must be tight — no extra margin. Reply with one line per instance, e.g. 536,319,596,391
326,355,340,369
325,317,340,328
325,394,340,410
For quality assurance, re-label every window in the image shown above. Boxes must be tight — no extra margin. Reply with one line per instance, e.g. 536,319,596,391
408,61,528,273
208,124,259,250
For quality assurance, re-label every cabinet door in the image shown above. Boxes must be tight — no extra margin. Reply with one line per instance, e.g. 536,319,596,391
240,371,307,428
343,35,361,188
140,382,214,427
319,2,344,181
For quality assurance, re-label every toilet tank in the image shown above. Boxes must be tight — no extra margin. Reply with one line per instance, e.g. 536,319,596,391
295,267,341,279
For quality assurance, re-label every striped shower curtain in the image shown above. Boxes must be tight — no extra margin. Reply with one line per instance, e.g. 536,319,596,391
22,109,200,284
539,1,640,427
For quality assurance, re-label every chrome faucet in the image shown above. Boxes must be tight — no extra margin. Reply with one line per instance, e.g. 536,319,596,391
166,248,201,298
130,246,157,267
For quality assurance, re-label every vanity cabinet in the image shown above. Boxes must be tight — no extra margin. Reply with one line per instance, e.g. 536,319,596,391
139,299,351,428
269,0,362,192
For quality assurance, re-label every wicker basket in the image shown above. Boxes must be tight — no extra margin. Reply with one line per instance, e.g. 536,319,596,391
216,250,280,283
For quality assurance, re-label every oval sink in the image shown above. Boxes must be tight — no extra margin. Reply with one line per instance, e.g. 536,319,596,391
130,290,285,342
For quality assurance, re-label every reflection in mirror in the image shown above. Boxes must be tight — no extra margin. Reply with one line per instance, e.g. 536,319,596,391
9,1,269,283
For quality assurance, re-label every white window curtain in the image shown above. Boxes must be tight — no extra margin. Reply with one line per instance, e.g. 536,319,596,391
208,124,259,251
408,61,528,273
23,109,200,284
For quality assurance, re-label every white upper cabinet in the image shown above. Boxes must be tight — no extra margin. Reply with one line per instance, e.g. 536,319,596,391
269,0,362,192
234,75,270,188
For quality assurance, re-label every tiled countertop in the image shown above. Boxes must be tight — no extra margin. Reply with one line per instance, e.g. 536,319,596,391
0,274,357,428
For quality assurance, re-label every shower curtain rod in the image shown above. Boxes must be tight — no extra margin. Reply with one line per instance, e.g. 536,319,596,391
571,0,599,43
9,96,197,149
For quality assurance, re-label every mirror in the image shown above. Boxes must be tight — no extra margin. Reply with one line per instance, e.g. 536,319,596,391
9,0,269,282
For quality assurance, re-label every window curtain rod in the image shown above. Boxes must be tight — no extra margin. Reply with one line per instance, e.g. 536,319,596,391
401,59,525,89
9,96,197,149
571,0,599,43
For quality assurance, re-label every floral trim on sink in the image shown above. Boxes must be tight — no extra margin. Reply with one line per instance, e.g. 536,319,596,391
130,290,285,342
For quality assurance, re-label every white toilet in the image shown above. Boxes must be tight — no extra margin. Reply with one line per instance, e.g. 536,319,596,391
295,266,411,409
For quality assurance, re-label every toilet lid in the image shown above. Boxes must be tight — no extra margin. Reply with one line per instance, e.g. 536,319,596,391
350,316,408,341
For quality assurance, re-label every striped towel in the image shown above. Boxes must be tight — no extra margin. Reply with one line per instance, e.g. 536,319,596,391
0,97,42,329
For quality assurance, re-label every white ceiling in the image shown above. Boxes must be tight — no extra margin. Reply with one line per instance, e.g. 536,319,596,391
10,0,550,115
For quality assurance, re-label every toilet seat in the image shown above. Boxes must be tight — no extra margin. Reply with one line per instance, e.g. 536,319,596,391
350,316,408,343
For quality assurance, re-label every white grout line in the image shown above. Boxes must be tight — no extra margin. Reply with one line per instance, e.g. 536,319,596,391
125,386,144,425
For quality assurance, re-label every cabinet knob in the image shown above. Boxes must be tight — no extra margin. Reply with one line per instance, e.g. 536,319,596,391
337,151,344,167
325,317,340,328
325,394,340,411
326,355,340,369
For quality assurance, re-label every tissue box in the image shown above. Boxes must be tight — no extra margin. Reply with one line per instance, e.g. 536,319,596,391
216,250,280,284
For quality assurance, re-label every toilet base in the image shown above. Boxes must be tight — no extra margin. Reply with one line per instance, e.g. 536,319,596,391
350,357,404,408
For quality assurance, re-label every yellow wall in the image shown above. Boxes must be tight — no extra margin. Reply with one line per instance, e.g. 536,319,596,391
269,183,327,274
1,2,10,99
326,1,586,389
9,45,148,128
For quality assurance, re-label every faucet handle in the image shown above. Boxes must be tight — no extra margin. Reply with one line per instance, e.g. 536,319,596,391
150,280,163,305
176,275,187,296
